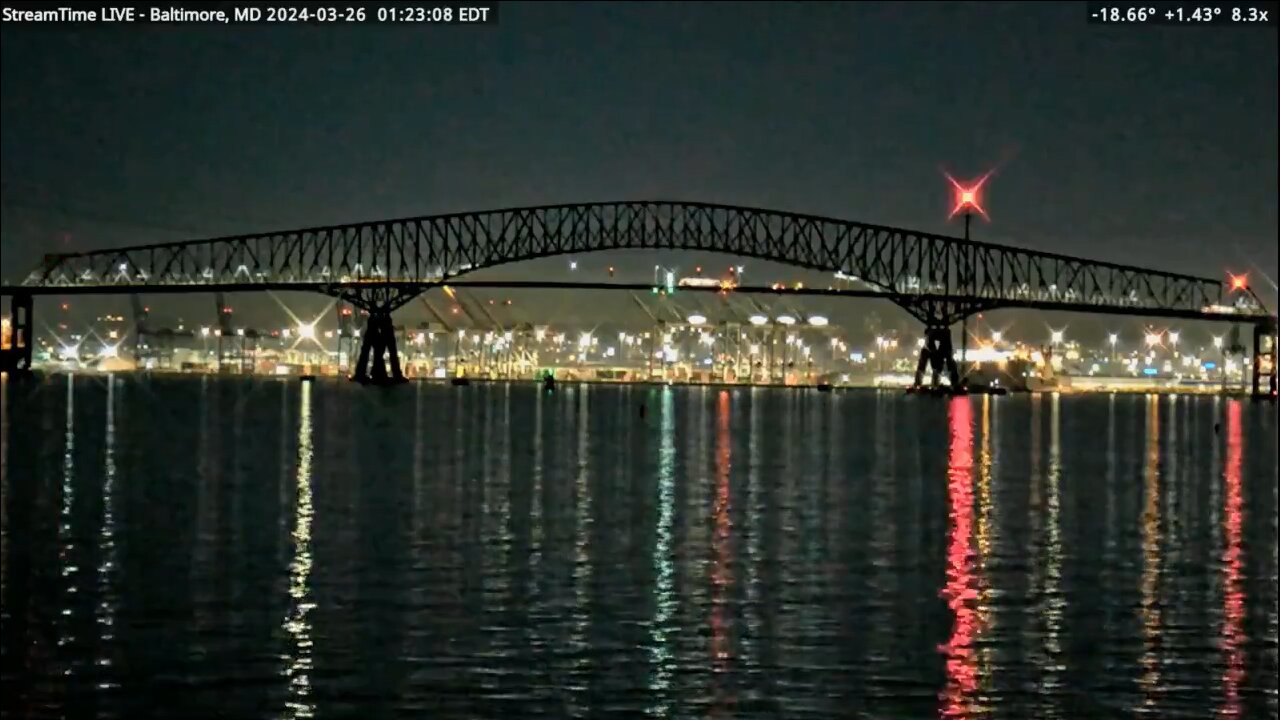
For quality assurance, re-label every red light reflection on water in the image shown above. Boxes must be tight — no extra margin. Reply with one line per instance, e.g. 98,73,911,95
1219,400,1245,719
710,391,735,714
939,397,978,718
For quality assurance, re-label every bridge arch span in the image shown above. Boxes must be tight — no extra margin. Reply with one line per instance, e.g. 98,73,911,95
22,199,1229,327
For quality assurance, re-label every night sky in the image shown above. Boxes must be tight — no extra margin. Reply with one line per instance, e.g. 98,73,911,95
1,2,1276,336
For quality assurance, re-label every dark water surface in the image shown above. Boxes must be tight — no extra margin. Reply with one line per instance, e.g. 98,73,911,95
1,375,1277,719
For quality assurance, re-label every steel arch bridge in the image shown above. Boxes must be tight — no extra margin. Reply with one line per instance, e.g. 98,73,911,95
3,200,1274,388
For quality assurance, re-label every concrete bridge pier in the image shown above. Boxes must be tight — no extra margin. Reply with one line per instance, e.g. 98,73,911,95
912,325,962,390
0,292,35,375
353,310,407,385
335,286,418,386
903,299,981,394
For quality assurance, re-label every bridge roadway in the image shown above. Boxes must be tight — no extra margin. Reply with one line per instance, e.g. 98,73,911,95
1,200,1275,392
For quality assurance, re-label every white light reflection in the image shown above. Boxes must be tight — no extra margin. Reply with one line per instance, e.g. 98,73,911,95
283,382,315,719
58,376,78,670
570,388,592,716
649,387,677,714
531,389,545,586
96,377,120,689
1043,394,1065,705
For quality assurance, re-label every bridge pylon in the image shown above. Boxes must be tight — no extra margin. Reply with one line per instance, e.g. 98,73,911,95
331,286,419,386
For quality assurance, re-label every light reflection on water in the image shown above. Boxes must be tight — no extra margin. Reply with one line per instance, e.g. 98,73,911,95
283,381,315,719
0,376,1276,720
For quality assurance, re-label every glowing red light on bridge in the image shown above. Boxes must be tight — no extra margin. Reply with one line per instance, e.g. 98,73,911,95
945,170,993,221
1229,273,1248,292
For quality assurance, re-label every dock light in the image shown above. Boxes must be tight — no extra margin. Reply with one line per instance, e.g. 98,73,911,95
748,314,769,326
807,315,829,327
687,313,707,326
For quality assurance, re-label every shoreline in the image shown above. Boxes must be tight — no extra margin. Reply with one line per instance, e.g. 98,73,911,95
6,367,1272,398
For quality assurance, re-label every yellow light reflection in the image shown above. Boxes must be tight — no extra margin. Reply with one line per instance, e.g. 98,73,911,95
974,395,995,700
1139,395,1163,709
283,382,315,719
649,388,676,715
710,391,735,711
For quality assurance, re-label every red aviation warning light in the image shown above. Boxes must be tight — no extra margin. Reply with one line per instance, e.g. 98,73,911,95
1229,273,1248,292
945,170,993,221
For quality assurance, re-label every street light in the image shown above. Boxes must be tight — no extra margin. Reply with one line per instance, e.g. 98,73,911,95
1050,329,1064,346
807,315,829,327
991,330,1002,343
1213,335,1224,349
748,314,768,326
687,313,707,326
298,322,317,341
1145,331,1162,348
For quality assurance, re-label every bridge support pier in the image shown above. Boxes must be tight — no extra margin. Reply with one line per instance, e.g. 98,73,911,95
1,292,35,375
353,311,407,385
1252,321,1277,399
912,325,962,390
901,299,987,394
328,286,419,387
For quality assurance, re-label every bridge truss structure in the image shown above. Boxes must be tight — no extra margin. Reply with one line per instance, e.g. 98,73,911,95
3,201,1274,392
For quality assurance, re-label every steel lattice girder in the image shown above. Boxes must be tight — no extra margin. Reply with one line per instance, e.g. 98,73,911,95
20,200,1236,318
